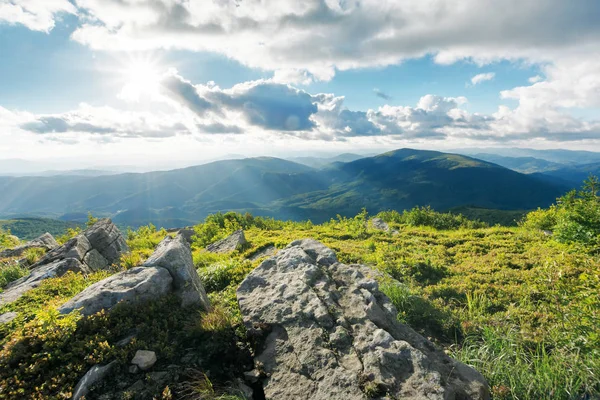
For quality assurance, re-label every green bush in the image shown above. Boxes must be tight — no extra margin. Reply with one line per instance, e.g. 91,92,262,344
197,260,253,293
378,206,487,230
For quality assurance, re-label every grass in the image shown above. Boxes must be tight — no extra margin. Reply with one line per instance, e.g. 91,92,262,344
0,206,598,399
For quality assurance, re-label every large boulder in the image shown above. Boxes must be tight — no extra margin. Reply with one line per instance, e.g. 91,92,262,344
237,239,490,400
0,220,128,307
0,232,59,258
206,230,246,253
58,267,173,316
143,234,210,309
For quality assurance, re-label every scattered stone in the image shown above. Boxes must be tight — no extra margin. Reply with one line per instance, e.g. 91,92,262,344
370,217,390,232
0,232,59,258
542,230,553,236
58,266,172,316
0,311,18,324
237,240,490,400
206,230,246,253
115,331,137,348
143,234,210,309
131,350,157,371
129,365,140,374
71,361,117,400
127,379,145,393
248,245,277,261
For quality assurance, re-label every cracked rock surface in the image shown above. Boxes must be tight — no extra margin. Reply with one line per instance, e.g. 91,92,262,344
0,219,128,307
0,232,59,258
237,239,490,400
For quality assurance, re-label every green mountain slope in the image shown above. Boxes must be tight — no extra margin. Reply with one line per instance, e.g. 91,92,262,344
0,149,568,226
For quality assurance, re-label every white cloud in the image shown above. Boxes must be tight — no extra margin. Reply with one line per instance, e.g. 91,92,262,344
470,72,495,86
528,75,543,83
0,0,75,32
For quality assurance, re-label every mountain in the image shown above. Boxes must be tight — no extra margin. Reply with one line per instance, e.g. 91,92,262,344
289,153,366,168
0,149,568,226
534,162,600,186
454,147,600,166
466,154,564,173
274,149,566,219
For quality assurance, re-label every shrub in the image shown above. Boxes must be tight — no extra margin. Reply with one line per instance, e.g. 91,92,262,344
197,260,253,293
0,262,29,289
378,206,487,230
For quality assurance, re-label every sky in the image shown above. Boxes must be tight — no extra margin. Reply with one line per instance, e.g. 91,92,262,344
1,0,600,169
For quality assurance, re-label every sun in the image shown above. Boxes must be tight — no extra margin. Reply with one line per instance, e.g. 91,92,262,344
119,58,163,101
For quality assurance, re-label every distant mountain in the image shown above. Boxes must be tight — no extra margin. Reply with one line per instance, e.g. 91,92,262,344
467,154,564,173
534,162,600,186
0,149,569,226
274,149,566,219
454,147,600,166
289,153,366,168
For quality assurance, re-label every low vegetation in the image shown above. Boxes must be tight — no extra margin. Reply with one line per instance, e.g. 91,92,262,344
0,178,598,399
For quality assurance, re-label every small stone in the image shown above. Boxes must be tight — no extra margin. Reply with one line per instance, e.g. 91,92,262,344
206,230,247,253
147,371,168,384
243,370,261,383
131,350,157,370
234,379,254,398
127,379,144,393
129,365,140,374
116,332,136,348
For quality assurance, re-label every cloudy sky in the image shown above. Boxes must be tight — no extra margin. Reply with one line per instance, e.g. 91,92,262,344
1,0,600,168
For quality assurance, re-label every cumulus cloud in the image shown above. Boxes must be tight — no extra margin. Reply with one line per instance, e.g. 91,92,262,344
528,75,543,83
0,0,75,32
18,104,194,139
470,73,495,86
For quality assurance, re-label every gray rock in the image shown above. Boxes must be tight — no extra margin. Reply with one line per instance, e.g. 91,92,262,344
143,234,210,310
0,220,129,307
72,361,117,400
83,219,129,263
249,245,277,261
132,350,157,370
58,267,173,316
129,365,140,374
370,217,390,232
206,230,246,253
83,249,109,272
178,228,196,244
0,232,58,258
237,240,490,400
0,258,90,307
0,311,18,324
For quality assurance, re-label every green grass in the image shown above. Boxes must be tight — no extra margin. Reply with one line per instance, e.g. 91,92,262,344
0,204,598,399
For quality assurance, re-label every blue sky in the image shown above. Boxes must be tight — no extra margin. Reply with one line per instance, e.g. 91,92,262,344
1,0,599,168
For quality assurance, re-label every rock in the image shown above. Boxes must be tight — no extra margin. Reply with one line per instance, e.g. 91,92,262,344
237,240,490,400
147,371,168,385
1,259,90,307
542,230,553,236
143,234,210,309
72,361,117,400
248,245,277,261
243,370,261,383
370,217,390,232
131,350,157,371
127,379,145,393
178,228,196,244
116,331,137,348
234,379,255,399
58,266,172,316
0,220,129,307
0,232,58,258
129,365,140,374
206,230,246,253
0,311,18,324
83,219,129,262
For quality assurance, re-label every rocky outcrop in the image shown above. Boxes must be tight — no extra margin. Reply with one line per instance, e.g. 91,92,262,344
370,218,390,232
0,311,17,324
0,219,128,307
166,227,196,244
237,239,490,400
206,230,246,253
58,267,173,316
143,234,210,309
59,234,209,315
0,232,59,258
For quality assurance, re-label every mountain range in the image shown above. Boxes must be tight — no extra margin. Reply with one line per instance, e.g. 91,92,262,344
0,148,573,227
